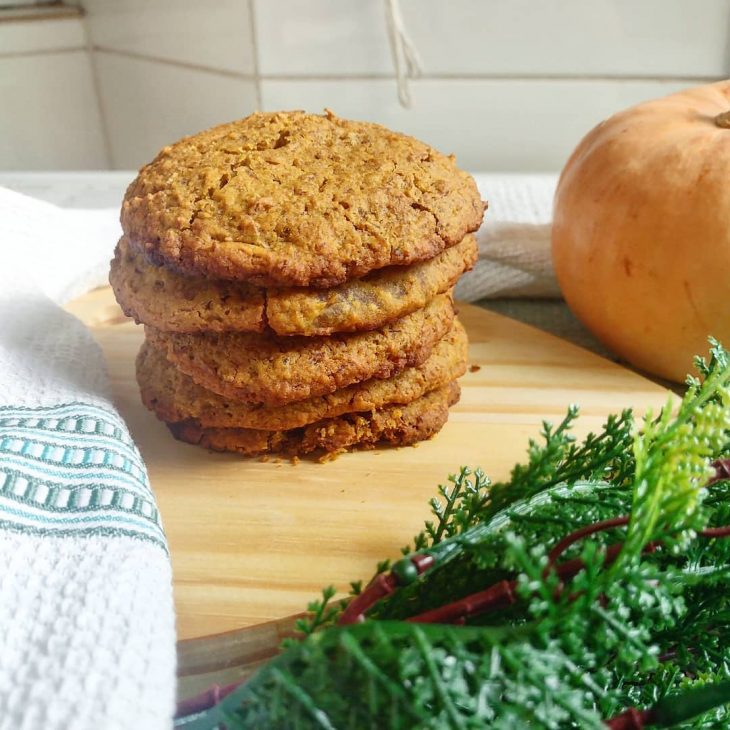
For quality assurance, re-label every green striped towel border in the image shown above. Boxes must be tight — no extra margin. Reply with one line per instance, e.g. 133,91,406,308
0,402,166,551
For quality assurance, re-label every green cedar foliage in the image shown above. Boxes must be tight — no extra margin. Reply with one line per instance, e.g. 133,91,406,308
189,341,730,729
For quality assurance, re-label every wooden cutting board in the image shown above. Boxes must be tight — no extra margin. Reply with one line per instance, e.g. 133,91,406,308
65,288,670,648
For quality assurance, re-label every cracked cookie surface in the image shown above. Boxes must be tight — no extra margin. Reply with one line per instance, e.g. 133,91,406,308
137,319,467,430
168,381,460,458
121,110,485,288
145,292,455,406
110,234,476,335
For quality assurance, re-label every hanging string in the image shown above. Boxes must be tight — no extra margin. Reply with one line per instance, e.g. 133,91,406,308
384,0,423,108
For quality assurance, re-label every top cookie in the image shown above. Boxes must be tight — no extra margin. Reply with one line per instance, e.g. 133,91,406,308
121,110,485,288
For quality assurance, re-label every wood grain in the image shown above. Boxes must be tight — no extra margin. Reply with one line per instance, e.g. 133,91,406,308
65,287,670,643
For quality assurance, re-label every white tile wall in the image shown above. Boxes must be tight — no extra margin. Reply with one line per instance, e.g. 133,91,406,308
1,0,728,171
255,0,730,78
398,0,730,77
255,0,392,75
0,16,85,54
253,0,728,170
0,52,107,169
261,77,697,171
94,53,258,169
83,0,255,75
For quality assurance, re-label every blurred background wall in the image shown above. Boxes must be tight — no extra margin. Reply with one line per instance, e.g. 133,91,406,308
1,0,728,172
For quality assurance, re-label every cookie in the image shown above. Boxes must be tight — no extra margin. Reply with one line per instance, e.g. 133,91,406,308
137,319,467,430
121,110,485,288
167,381,460,458
145,292,455,406
110,234,477,336
266,235,477,336
110,236,265,333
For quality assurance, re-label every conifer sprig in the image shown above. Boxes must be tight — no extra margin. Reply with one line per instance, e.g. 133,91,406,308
184,340,730,729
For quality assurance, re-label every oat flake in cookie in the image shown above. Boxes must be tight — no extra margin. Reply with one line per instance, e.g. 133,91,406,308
121,110,485,288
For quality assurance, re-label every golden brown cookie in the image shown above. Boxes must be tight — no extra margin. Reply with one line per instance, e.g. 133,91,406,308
137,319,467,430
121,111,485,288
110,234,477,335
266,235,477,336
109,236,265,333
145,292,455,406
167,381,460,458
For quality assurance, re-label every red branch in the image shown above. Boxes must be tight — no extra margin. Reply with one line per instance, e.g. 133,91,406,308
699,525,730,538
338,554,435,625
604,707,654,729
407,579,517,624
709,458,730,484
338,573,399,625
547,516,630,568
175,681,240,718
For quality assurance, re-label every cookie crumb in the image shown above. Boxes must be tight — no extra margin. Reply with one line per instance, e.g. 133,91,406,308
317,449,344,464
469,364,481,373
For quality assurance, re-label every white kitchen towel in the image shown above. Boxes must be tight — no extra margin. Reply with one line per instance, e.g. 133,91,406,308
455,173,558,301
0,187,175,730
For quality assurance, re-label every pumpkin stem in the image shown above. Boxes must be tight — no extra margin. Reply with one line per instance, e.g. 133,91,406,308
715,110,730,128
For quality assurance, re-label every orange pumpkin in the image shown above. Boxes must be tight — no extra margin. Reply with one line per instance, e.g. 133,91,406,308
552,80,730,383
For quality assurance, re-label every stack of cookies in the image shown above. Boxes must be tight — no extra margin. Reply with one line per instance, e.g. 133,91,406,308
110,111,485,459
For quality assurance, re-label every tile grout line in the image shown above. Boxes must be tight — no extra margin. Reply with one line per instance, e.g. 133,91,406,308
70,48,725,86
79,15,114,168
251,72,722,83
0,47,87,58
247,0,263,110
91,45,257,79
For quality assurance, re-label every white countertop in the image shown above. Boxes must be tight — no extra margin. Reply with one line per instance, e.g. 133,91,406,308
0,171,134,208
